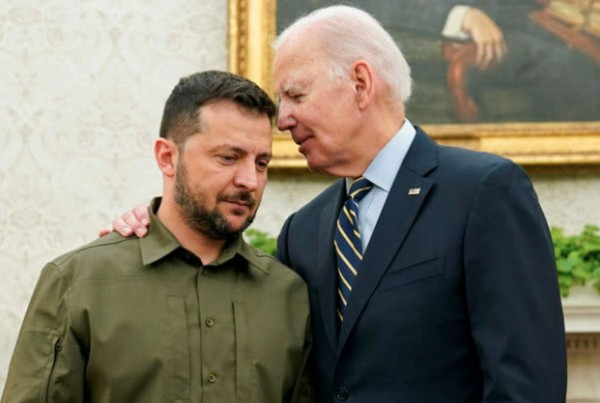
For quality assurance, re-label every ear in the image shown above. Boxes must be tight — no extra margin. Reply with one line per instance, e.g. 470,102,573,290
154,137,178,177
351,60,374,109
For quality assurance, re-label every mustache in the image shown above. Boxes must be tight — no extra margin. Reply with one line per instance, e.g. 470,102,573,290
219,191,256,207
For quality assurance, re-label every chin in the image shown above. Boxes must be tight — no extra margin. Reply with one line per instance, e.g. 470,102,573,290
225,217,247,230
228,214,254,229
306,158,328,173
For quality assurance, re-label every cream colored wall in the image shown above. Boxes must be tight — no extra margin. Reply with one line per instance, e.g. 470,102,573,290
1,0,599,398
533,173,600,234
0,0,228,393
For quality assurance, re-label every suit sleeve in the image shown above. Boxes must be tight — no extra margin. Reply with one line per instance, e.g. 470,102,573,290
276,213,296,267
463,160,567,402
1,264,85,403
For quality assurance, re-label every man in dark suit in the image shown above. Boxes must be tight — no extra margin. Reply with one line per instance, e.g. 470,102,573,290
273,4,566,402
112,5,567,402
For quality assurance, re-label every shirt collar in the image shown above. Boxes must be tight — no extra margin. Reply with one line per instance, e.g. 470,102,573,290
345,118,416,192
140,198,181,266
207,234,270,275
140,197,266,273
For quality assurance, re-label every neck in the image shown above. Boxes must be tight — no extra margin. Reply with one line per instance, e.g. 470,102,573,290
329,111,405,178
156,197,227,264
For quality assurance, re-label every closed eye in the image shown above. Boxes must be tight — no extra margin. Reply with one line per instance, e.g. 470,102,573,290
281,88,304,103
289,93,304,102
219,154,237,164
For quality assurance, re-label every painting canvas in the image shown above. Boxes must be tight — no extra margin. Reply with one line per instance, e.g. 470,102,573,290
277,0,600,125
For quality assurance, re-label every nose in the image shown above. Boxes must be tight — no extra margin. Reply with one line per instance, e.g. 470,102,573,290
277,100,296,131
233,160,258,191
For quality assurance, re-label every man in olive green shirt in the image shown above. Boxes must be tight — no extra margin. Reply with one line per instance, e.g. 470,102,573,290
2,71,312,403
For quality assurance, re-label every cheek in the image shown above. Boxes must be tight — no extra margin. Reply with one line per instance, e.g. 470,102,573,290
295,98,325,125
310,100,350,135
318,125,347,150
195,178,227,202
255,178,267,199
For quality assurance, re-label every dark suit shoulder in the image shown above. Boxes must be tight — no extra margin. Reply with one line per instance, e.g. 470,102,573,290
435,144,522,181
438,143,507,166
411,126,523,184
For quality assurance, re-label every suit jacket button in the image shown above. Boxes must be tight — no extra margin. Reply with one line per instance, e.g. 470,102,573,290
336,387,349,400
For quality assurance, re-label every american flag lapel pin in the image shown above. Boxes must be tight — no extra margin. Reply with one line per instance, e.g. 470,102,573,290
408,188,421,196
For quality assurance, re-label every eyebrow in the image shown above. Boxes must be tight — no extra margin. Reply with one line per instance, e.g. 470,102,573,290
281,83,296,93
282,83,301,94
275,81,300,103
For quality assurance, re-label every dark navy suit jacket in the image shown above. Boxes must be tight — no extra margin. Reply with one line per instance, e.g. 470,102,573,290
276,128,566,402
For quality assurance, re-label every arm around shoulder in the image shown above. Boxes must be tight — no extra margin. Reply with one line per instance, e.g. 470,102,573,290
275,213,296,266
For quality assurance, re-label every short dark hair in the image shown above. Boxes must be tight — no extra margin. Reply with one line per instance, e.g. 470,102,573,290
159,70,276,145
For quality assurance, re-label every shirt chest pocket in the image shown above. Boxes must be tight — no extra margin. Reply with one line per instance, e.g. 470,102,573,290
168,297,191,402
231,291,307,403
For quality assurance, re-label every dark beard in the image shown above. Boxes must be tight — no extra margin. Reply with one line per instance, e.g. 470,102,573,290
175,164,256,240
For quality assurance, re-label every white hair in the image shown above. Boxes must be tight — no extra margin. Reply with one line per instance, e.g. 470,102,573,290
275,5,412,110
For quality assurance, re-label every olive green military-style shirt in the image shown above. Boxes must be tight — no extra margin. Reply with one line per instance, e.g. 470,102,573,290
2,198,312,403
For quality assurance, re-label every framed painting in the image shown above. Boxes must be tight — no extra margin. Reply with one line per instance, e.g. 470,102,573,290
228,0,600,170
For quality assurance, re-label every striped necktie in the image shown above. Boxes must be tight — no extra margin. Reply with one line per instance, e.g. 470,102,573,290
334,176,373,324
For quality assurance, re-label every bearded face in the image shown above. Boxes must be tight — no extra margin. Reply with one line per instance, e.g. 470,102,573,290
174,159,257,240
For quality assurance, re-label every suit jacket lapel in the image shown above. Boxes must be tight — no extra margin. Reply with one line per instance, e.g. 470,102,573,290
316,180,346,353
337,128,438,353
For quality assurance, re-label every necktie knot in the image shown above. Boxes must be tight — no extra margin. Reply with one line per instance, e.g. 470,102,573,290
348,176,372,203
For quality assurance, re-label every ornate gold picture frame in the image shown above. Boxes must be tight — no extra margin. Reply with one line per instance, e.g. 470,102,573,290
228,0,600,170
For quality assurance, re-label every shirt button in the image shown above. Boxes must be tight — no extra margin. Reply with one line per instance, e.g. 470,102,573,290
336,387,349,400
207,373,217,383
205,318,215,327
